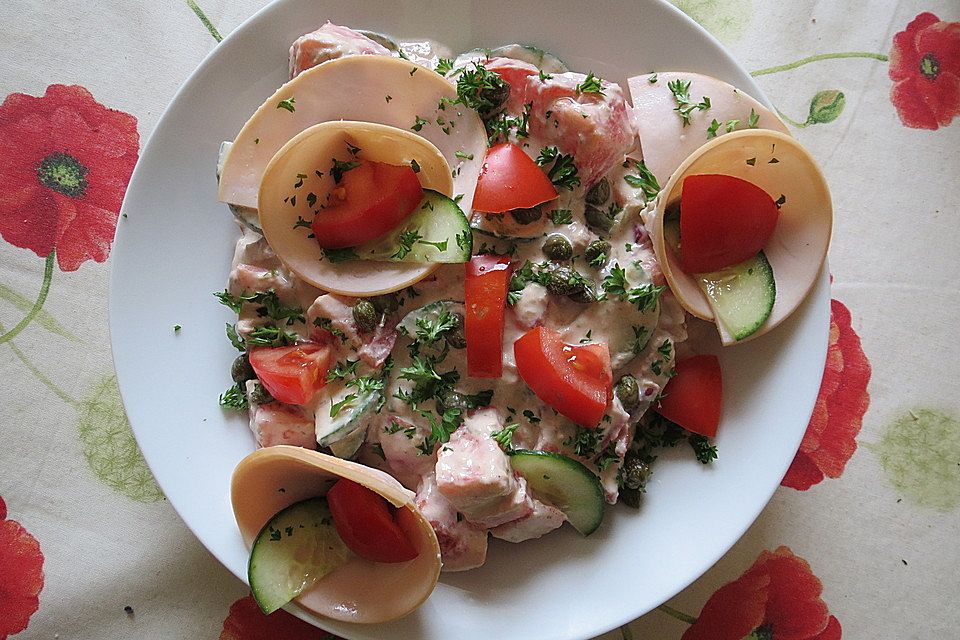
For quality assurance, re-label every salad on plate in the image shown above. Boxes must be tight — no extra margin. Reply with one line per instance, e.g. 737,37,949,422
212,21,831,623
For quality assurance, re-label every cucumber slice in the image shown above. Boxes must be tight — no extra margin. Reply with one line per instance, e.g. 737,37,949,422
697,251,776,341
248,497,350,614
491,44,569,73
508,450,604,535
356,30,399,52
454,45,569,73
328,425,366,460
397,299,465,337
316,385,379,447
354,190,472,263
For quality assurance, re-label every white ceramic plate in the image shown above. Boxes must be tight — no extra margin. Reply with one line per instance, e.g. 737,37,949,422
110,1,829,638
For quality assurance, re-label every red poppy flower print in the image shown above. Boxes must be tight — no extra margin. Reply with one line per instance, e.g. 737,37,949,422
220,594,344,640
0,495,45,639
682,546,841,640
782,300,871,491
0,84,139,271
888,12,960,129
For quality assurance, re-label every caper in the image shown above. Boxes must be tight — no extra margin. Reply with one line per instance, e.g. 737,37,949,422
584,204,615,235
585,177,611,205
621,453,652,491
509,206,542,225
352,300,378,333
230,353,255,386
584,239,611,268
250,382,274,405
619,487,642,509
567,286,597,304
615,374,641,413
542,233,573,262
367,293,399,315
445,313,467,349
436,389,468,414
476,78,511,119
540,265,586,297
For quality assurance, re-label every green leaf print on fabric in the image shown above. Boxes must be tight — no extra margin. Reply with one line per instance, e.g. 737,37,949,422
77,376,163,503
866,409,960,511
0,282,79,342
672,0,753,44
187,0,223,42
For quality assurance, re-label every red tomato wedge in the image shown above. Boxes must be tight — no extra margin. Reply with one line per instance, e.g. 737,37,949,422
679,174,779,273
311,159,424,249
654,354,722,437
465,255,512,378
247,342,332,406
473,143,558,213
326,478,418,563
514,326,613,427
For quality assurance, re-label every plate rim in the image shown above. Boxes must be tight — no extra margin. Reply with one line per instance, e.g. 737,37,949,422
109,1,830,637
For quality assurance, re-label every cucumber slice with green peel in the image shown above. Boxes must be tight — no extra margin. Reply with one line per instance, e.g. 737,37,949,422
328,425,366,460
353,190,472,263
491,44,569,73
248,497,351,614
697,251,776,341
316,385,380,447
455,45,569,73
508,449,604,535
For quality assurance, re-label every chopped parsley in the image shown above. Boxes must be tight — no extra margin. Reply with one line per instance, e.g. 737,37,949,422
455,150,474,161
575,72,604,95
220,383,248,410
173,324,182,333
623,160,661,203
435,58,455,76
215,290,305,325
689,434,718,464
391,229,448,260
601,263,666,312
536,146,580,190
775,194,786,209
666,79,710,125
564,426,601,457
485,103,531,145
411,115,429,131
246,325,299,347
327,358,360,382
454,63,509,115
276,97,296,112
491,422,519,452
322,247,358,263
747,108,760,128
648,72,658,84
330,158,360,184
410,159,421,173
549,208,573,225
225,323,244,350
538,70,553,82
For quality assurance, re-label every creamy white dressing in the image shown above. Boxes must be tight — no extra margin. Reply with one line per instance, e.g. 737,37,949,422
223,25,689,569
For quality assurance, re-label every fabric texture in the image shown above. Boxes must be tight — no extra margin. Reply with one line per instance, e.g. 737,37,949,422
0,2,957,639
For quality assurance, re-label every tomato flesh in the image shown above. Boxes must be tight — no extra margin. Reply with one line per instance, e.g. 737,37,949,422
654,354,722,437
514,326,612,427
679,174,779,273
247,342,332,406
311,159,424,249
473,143,558,213
326,479,418,563
465,255,512,378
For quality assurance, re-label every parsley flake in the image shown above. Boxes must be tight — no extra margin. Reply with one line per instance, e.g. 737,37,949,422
276,97,296,112
575,72,604,95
